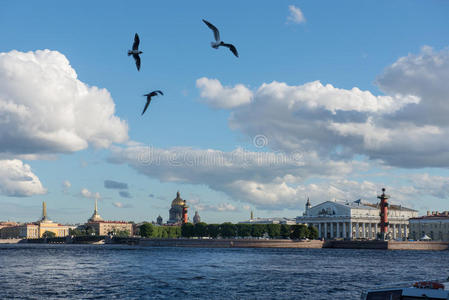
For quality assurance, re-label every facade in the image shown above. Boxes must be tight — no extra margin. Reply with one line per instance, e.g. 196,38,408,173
0,202,69,239
296,194,418,240
168,191,188,225
85,200,133,236
409,211,449,241
239,217,296,225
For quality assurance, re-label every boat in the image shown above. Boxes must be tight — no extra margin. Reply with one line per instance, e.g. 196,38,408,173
361,279,449,299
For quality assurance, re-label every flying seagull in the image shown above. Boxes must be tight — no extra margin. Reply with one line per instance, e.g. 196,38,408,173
128,33,142,71
202,19,238,58
141,90,163,115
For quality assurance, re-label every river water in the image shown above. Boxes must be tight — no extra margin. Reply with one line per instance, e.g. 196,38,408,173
0,244,447,299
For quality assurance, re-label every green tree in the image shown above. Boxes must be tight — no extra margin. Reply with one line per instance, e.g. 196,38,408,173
220,222,236,238
280,224,291,239
194,222,208,237
290,225,309,240
251,224,266,238
266,224,281,239
181,223,194,238
42,231,56,238
168,226,181,238
307,225,319,240
236,224,252,238
140,222,154,238
112,229,130,237
207,224,220,238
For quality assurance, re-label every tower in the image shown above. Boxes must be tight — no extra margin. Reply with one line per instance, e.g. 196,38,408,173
304,197,311,216
250,210,254,221
182,201,188,224
193,211,201,224
89,199,103,222
156,215,163,225
41,201,48,221
377,188,390,240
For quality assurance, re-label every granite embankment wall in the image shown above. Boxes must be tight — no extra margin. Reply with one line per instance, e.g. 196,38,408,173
388,241,449,250
136,238,324,248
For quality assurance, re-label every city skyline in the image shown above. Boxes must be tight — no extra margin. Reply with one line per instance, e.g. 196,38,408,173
1,1,449,224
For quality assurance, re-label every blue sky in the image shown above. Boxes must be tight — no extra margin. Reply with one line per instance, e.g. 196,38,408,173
1,1,449,224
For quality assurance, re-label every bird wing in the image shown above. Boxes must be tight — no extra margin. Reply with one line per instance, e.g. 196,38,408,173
221,43,239,57
202,19,220,42
142,99,151,115
147,90,163,97
133,54,141,71
133,33,140,50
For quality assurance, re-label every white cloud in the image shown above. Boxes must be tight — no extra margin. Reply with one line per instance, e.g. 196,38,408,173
287,5,306,24
196,77,253,109
0,159,46,197
80,188,101,200
113,202,132,208
195,202,238,212
63,180,71,189
0,49,128,156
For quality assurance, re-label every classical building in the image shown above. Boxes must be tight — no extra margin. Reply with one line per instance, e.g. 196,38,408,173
156,215,163,225
239,217,296,225
193,211,201,224
0,202,69,239
409,211,449,241
296,192,418,240
85,200,133,236
167,191,188,225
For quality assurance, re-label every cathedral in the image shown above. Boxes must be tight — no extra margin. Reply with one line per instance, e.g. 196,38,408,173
167,191,188,225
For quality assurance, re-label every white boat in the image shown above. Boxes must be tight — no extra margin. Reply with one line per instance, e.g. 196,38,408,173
361,279,449,299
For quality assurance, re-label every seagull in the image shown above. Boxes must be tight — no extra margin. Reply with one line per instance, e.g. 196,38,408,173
141,90,163,115
202,19,238,58
128,33,142,71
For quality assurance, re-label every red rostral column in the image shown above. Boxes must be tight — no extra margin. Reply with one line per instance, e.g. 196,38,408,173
182,201,188,224
377,188,390,240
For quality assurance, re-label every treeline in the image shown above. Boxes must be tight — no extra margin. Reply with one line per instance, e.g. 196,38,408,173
139,223,181,238
138,222,318,240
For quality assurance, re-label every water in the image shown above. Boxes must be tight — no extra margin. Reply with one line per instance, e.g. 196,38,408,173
0,244,447,299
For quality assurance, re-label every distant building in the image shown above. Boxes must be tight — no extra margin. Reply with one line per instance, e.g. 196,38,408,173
409,211,449,241
0,202,69,239
296,195,418,240
239,217,296,225
193,211,201,224
156,215,163,225
167,191,188,225
85,200,133,236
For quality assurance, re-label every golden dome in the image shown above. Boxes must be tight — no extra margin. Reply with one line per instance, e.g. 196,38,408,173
171,191,185,207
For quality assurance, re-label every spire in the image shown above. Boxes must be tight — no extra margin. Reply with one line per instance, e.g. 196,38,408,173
89,199,103,222
42,201,48,221
176,190,180,198
250,210,254,221
95,199,98,213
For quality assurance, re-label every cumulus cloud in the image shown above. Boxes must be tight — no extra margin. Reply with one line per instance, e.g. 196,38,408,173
0,159,47,197
0,49,128,157
113,202,132,208
80,188,101,200
104,180,128,189
287,5,306,24
195,202,238,212
62,180,71,193
119,191,132,198
196,77,253,109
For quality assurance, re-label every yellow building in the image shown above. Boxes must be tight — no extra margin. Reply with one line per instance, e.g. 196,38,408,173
0,202,69,239
85,200,133,236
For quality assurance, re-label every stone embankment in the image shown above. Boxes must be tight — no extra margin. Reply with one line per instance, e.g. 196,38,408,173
0,238,22,244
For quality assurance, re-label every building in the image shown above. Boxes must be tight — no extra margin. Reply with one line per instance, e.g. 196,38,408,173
85,200,133,236
239,211,296,225
193,211,201,224
409,211,449,241
0,202,69,239
167,191,188,225
296,192,418,240
156,215,163,225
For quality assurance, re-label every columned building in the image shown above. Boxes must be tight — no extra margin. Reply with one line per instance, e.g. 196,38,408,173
409,211,449,241
296,197,417,240
167,191,188,225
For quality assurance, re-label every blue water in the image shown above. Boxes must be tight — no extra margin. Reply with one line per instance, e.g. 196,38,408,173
0,244,447,299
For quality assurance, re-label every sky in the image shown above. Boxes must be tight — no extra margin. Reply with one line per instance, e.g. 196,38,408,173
1,1,449,225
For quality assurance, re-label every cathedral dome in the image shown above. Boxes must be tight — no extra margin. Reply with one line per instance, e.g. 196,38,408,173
171,191,185,207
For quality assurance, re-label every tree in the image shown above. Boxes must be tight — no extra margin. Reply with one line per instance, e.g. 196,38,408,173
266,224,281,239
236,224,252,238
140,222,154,238
194,222,208,237
251,224,266,238
307,225,319,240
42,231,56,238
280,224,291,239
112,229,130,237
181,223,194,238
290,225,309,240
207,224,220,238
220,222,236,238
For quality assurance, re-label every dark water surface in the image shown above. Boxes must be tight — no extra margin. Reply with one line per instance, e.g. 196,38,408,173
0,244,447,299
